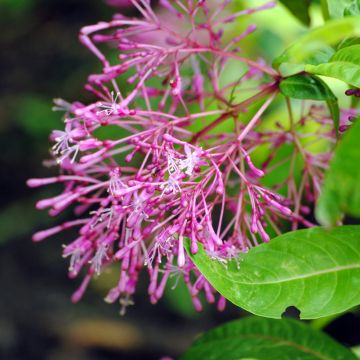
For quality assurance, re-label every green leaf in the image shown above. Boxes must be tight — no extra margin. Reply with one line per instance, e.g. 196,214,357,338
321,0,350,20
279,75,339,130
279,75,336,101
311,312,344,330
273,16,360,72
181,317,357,360
351,345,360,358
185,226,360,319
305,44,360,88
278,0,312,26
326,99,340,134
316,121,360,226
337,36,360,50
305,46,336,66
345,0,360,16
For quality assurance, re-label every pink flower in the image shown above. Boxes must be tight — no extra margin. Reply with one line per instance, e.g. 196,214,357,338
28,0,342,314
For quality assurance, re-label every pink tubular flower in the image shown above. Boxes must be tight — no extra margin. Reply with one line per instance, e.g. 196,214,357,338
28,0,345,314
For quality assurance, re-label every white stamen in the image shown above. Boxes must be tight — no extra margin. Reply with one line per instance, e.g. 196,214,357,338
160,175,181,196
90,243,109,275
206,249,228,268
167,153,180,175
52,131,80,164
90,207,118,229
96,91,121,116
108,170,127,197
63,247,82,272
179,144,201,176
52,98,73,112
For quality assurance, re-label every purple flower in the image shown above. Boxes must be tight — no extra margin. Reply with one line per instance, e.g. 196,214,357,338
28,0,343,314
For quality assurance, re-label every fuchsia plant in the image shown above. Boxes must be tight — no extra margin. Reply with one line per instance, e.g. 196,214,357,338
27,0,357,314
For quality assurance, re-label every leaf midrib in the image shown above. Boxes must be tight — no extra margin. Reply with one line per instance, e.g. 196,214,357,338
307,60,360,70
191,333,331,360
212,262,360,286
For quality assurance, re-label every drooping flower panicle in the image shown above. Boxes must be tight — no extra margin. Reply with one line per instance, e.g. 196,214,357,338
28,0,353,313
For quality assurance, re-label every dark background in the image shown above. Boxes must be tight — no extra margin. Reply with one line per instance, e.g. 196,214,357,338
0,1,359,359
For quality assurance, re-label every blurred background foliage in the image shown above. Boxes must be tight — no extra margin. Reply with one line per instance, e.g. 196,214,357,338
0,0,359,359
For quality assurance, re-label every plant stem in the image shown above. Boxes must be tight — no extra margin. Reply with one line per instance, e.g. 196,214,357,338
191,83,277,143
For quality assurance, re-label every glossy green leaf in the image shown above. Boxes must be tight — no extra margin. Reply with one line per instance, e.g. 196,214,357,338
305,45,360,88
279,75,339,130
273,16,360,72
181,317,357,360
316,121,360,226
280,75,336,101
278,0,311,26
185,226,360,319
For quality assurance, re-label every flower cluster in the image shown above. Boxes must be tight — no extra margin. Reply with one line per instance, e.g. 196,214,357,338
28,0,351,313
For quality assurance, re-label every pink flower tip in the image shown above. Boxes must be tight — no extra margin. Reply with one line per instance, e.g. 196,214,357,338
217,296,226,311
36,199,53,210
71,291,83,304
192,296,203,312
27,178,57,187
32,231,48,242
251,168,265,178
163,133,183,145
191,241,198,254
